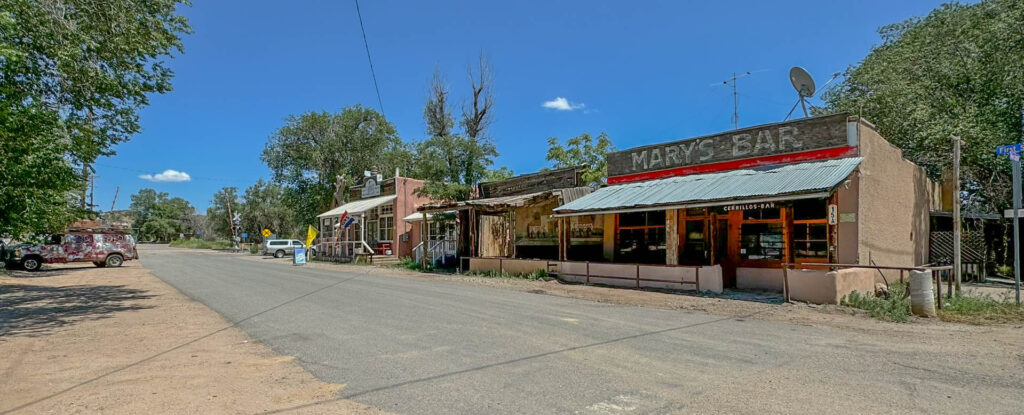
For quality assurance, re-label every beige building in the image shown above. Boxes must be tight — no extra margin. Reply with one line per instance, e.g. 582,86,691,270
550,113,934,292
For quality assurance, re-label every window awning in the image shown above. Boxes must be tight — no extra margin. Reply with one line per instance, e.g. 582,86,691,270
553,157,862,217
403,211,457,222
317,195,397,218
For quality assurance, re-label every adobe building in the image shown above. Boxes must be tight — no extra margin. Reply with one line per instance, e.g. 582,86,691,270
316,168,431,262
549,113,935,296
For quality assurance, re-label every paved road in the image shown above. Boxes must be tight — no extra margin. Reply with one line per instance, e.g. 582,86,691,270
140,246,1022,414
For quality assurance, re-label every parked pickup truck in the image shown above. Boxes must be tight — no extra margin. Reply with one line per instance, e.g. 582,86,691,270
5,228,138,271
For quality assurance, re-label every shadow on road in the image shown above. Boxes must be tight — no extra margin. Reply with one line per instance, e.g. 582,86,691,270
0,283,155,338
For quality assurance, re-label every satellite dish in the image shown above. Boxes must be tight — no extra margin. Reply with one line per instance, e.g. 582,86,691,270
789,67,815,98
784,66,817,120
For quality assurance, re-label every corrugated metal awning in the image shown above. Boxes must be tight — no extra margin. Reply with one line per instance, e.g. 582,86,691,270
421,186,594,212
553,158,862,216
317,195,397,218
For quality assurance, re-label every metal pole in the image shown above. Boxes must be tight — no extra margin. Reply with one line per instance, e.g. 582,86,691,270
1015,156,1022,305
953,136,962,293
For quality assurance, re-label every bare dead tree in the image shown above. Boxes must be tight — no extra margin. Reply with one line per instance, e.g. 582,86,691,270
461,52,495,141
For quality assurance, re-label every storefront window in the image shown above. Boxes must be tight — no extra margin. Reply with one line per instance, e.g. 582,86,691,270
792,198,829,260
616,211,666,263
739,223,785,260
379,216,394,241
743,207,781,220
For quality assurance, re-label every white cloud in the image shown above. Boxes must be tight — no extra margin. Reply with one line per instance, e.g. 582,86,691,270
139,169,191,183
542,97,585,111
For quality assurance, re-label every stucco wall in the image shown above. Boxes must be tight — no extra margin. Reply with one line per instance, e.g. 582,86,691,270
395,177,431,258
736,267,783,291
856,121,931,280
787,267,875,304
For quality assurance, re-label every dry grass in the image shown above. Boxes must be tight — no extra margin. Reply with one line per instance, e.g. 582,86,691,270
937,290,1024,325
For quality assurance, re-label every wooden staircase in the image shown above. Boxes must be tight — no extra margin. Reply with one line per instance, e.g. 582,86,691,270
373,255,401,266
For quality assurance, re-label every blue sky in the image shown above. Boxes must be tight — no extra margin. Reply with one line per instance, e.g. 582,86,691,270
95,0,954,212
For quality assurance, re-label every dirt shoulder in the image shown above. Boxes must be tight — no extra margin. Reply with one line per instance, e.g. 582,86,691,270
234,252,1024,349
0,261,388,415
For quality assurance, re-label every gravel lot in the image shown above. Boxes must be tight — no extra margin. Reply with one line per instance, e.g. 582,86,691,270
0,257,388,415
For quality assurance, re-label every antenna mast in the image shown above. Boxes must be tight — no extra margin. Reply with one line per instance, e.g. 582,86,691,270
721,71,753,130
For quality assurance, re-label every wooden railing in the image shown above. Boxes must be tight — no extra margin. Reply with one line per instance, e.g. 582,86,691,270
551,260,701,292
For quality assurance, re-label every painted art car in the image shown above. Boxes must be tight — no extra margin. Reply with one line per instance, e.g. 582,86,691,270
6,229,138,271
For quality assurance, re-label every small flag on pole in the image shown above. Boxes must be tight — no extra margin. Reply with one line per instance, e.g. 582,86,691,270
306,225,318,248
343,216,357,229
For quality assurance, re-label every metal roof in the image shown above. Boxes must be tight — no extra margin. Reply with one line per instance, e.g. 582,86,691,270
554,158,862,215
317,194,397,218
421,186,594,212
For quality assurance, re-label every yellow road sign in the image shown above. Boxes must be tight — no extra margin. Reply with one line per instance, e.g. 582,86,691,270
261,228,271,238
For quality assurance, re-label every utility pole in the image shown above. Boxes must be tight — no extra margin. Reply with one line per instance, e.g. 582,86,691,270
953,136,962,294
110,186,119,212
225,195,237,249
89,174,96,212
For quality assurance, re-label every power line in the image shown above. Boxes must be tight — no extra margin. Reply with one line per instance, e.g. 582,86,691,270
354,0,385,114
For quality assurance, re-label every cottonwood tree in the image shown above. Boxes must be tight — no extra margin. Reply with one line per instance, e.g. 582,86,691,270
546,133,615,185
820,0,1024,214
239,179,295,240
0,1,191,238
129,189,196,242
414,57,499,201
261,106,413,226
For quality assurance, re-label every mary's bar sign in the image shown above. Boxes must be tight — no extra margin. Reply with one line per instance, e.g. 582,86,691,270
606,113,857,179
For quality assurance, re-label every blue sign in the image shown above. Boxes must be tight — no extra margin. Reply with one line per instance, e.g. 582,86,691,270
293,248,306,265
195,230,201,235
241,233,248,238
996,143,1024,156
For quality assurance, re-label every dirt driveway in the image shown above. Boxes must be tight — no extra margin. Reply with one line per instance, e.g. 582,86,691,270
0,259,387,414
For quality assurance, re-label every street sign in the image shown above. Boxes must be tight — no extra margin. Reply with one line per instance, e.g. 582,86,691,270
996,143,1024,155
261,228,271,238
241,233,248,238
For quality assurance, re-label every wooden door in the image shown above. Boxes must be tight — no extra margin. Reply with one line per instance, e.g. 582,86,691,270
715,217,736,288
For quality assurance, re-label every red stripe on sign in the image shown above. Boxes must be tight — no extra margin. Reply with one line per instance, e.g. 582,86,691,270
607,146,860,185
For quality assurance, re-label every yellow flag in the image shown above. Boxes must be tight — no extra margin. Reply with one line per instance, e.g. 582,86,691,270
306,225,318,248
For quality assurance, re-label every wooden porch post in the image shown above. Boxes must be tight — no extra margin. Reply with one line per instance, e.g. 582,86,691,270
666,209,679,265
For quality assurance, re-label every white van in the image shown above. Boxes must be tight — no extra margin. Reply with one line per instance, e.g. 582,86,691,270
260,239,305,258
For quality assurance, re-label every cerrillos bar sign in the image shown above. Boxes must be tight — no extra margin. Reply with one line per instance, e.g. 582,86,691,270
606,113,858,184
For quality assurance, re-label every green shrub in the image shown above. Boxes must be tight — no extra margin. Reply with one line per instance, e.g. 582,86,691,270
841,283,911,323
397,257,422,271
939,291,1024,325
467,269,548,280
996,265,1013,276
168,239,232,250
